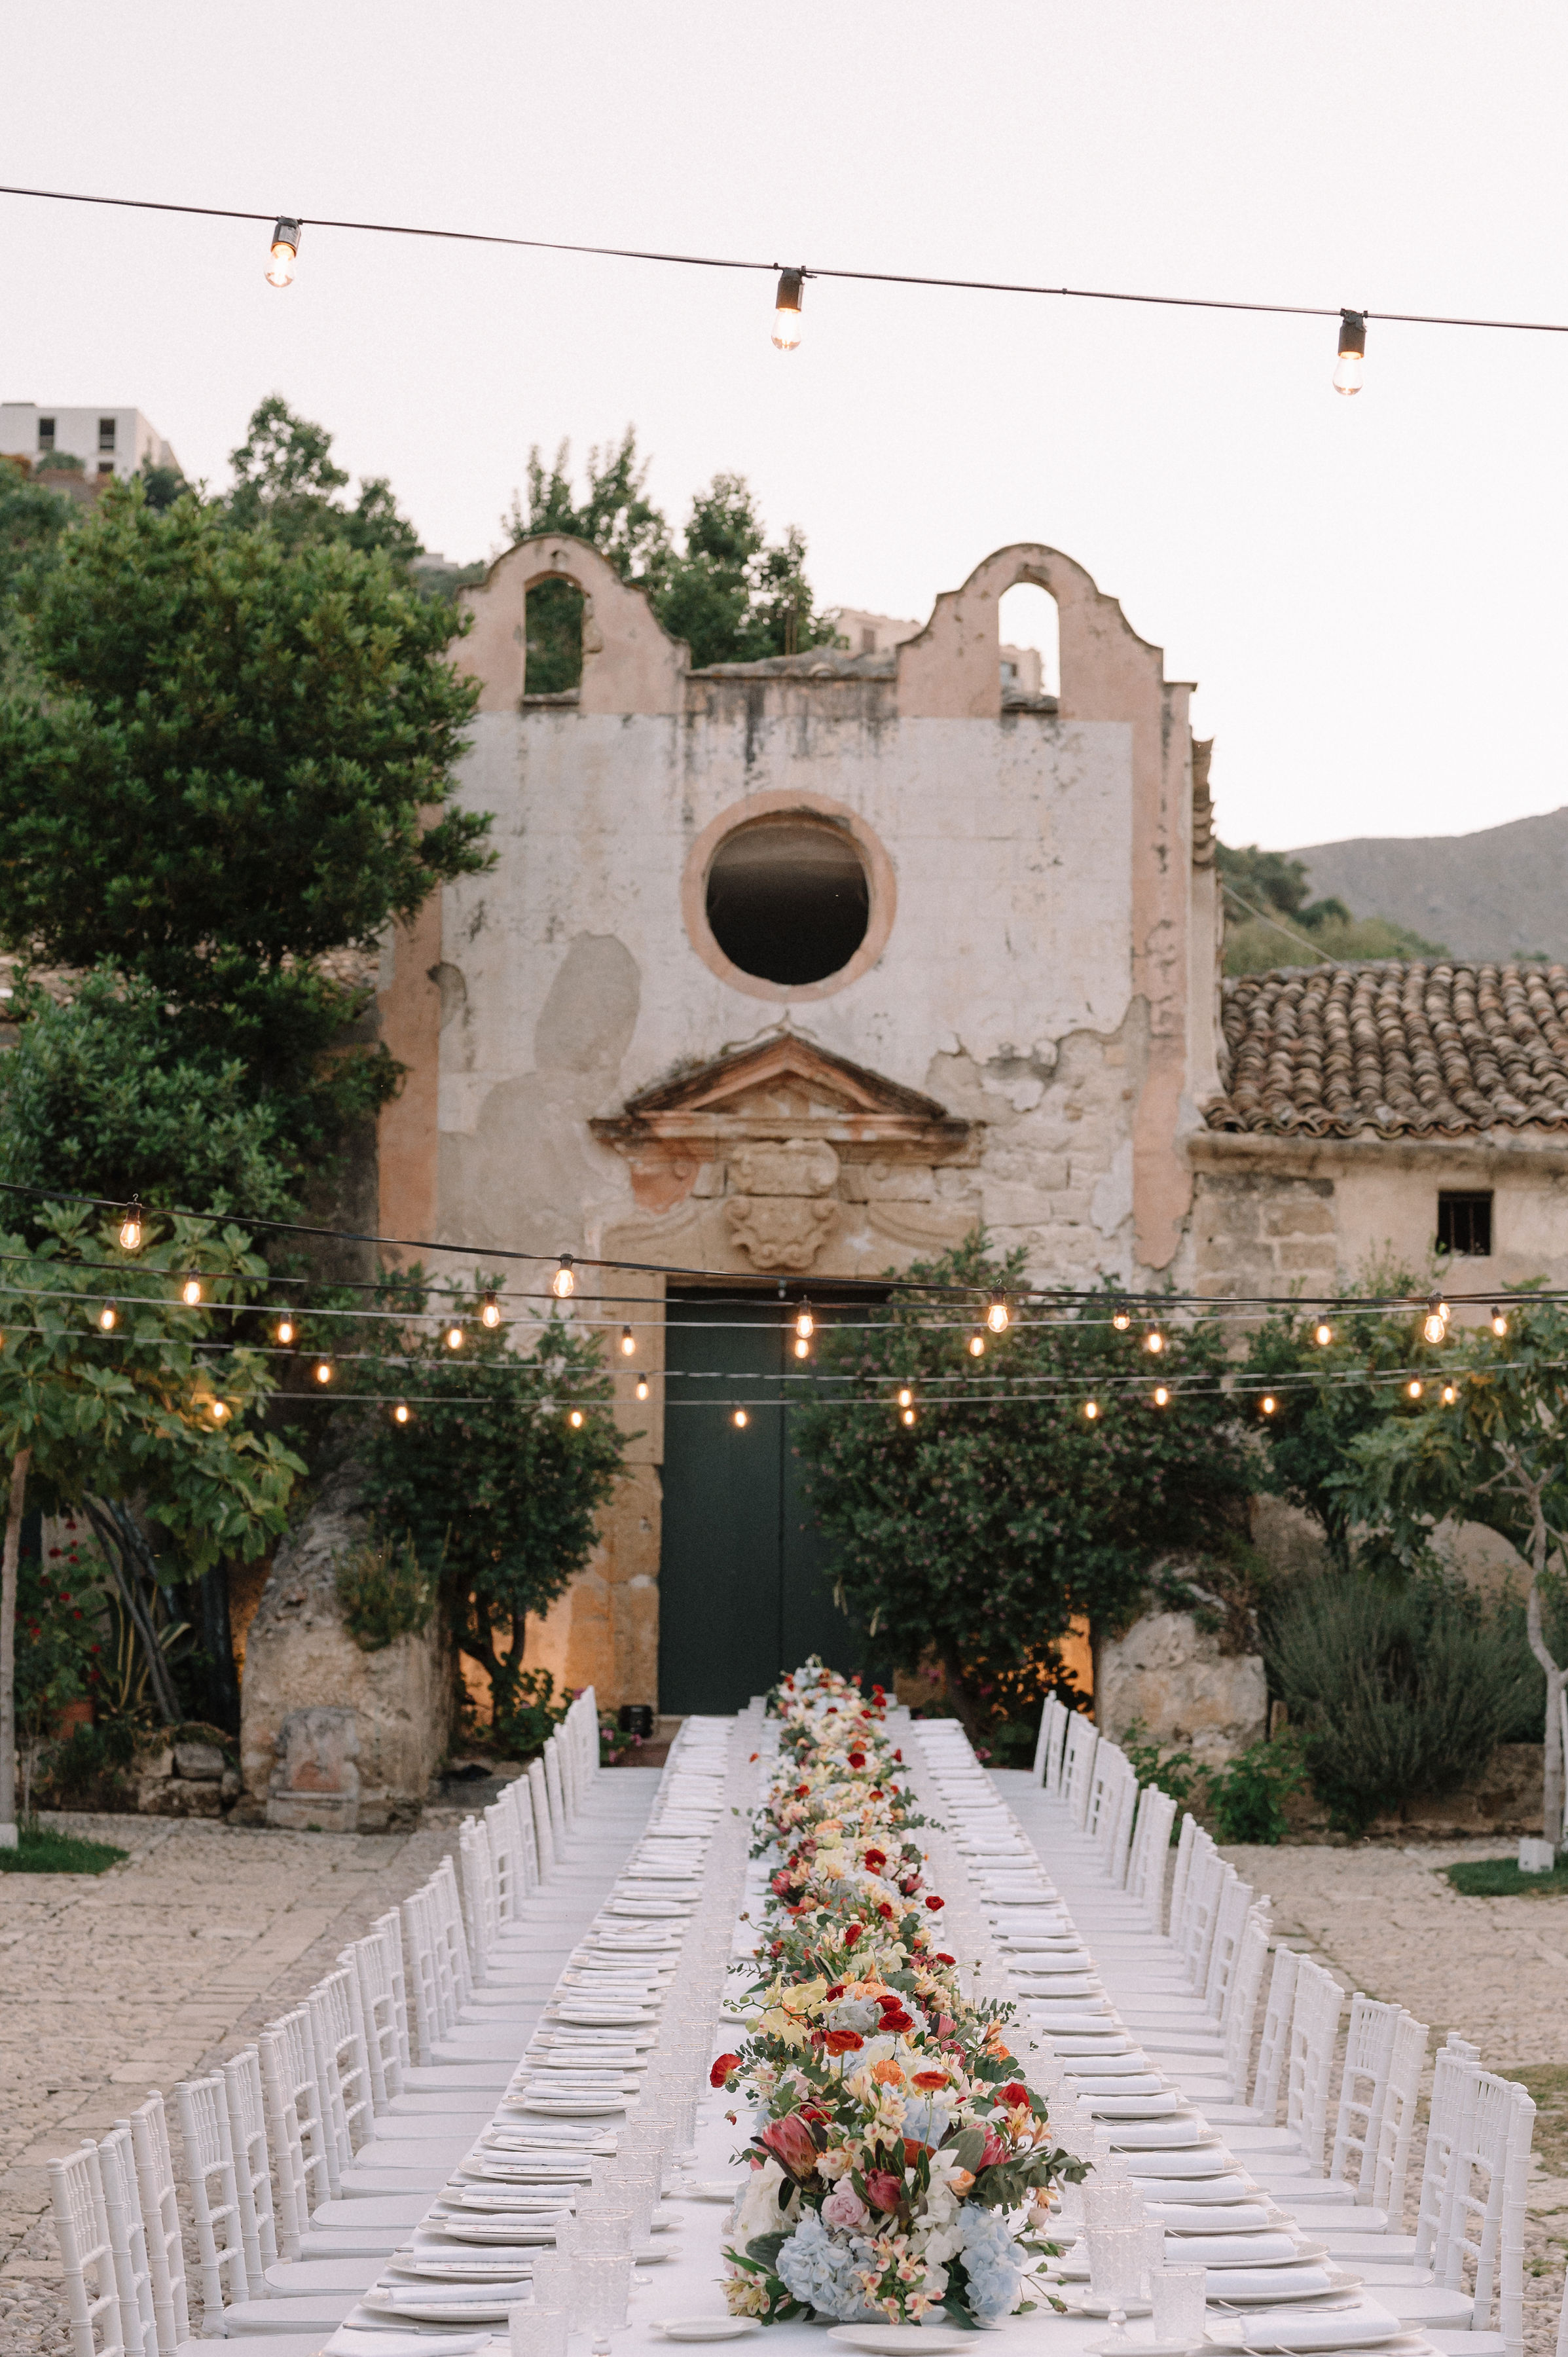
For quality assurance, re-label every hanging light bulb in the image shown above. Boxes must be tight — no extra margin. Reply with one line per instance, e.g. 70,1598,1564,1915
968,1332,985,1357
569,1408,584,1428
551,1255,576,1300
1490,1305,1509,1338
445,1323,464,1350
266,216,302,287
1152,1384,1170,1408
1261,1395,1277,1416
1111,1304,1131,1332
315,1359,333,1384
1442,1383,1457,1405
733,1408,748,1429
1144,1326,1164,1355
393,1401,410,1425
635,1374,649,1401
181,1276,202,1307
1084,1399,1099,1421
481,1290,502,1329
772,267,804,350
119,1199,144,1252
1422,1294,1448,1345
98,1301,117,1332
1334,309,1366,395
795,1302,814,1340
902,1406,916,1427
898,1386,913,1408
1314,1319,1334,1347
275,1315,295,1345
793,1336,811,1359
211,1398,228,1421
1407,1378,1423,1400
986,1291,1010,1335
620,1324,636,1356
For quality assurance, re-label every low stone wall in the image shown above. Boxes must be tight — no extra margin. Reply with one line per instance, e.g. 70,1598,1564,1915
237,1463,452,1831
1277,1741,1546,1842
1097,1608,1267,1761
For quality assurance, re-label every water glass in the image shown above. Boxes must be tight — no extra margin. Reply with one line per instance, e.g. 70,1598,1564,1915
1086,2221,1146,2309
1141,2218,1169,2296
1084,2178,1142,2231
510,2304,569,2357
573,2206,633,2257
577,2248,633,2348
528,2251,572,2314
1150,2263,1208,2347
599,2167,658,2238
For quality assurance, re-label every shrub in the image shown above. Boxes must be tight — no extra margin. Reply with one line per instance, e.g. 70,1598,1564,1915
1202,1738,1307,1844
1120,1720,1202,1815
1264,1574,1537,1834
335,1535,437,1653
486,1666,569,1762
44,1719,139,1807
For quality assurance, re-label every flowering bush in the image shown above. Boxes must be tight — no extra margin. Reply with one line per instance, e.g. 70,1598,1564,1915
720,1657,1081,2325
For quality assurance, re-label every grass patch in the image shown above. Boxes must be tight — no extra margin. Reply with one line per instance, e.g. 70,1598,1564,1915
1494,2065,1568,2178
1441,1856,1568,1899
0,1822,128,1874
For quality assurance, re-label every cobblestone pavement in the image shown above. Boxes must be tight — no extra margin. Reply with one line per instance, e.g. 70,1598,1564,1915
1223,1834,1568,2356
0,1801,510,2355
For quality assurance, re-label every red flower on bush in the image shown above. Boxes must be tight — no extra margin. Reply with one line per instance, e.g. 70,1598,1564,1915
924,1895,945,1911
759,2113,819,2176
864,2169,904,2214
824,2029,864,2056
710,2053,742,2087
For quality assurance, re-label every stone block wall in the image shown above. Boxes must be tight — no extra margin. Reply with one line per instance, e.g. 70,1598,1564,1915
1097,1607,1267,1761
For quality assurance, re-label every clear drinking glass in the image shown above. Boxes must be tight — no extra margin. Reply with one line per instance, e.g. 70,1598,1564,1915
1141,2218,1168,2296
599,2168,657,2238
1150,2263,1207,2347
574,2206,633,2256
1085,2221,1146,2309
510,2303,570,2357
577,2248,633,2352
528,2250,572,2313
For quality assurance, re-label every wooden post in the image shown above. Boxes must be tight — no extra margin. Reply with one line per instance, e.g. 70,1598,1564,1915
0,1446,35,1848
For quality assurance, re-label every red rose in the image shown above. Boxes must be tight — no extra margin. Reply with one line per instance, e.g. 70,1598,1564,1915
824,2030,864,2056
892,1747,903,1762
864,2169,904,2214
879,2007,914,2032
795,1784,811,1799
998,2081,1030,2108
877,1903,894,1920
800,2106,830,2123
844,1924,864,1948
875,1992,904,2013
847,1751,867,1768
864,1849,887,1872
759,2113,819,2176
924,1895,945,1911
824,1984,845,2001
710,2053,742,2087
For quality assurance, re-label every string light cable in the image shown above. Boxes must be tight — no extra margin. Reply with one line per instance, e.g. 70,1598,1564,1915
5,181,1568,384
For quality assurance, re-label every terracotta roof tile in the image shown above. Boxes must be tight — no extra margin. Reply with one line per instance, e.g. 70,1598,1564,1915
1204,960,1568,1138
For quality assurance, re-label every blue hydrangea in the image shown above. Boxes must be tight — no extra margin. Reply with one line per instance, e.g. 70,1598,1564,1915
957,2203,1023,2323
902,2094,952,2146
775,2216,881,2321
829,1997,882,2036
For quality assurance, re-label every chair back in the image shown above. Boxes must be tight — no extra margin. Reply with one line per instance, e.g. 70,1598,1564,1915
1328,1994,1404,2198
1370,2009,1429,2220
1203,1871,1254,2019
124,2094,188,2354
1251,1943,1301,2119
219,2045,278,2282
1061,1713,1099,1825
1415,2043,1483,2266
309,1966,373,2161
460,1815,500,1981
1283,1958,1345,2174
48,2142,128,2357
528,1757,557,1874
1042,1698,1072,1797
1032,1694,1063,1783
175,2073,250,2331
1222,1906,1274,2089
486,1791,529,1924
1438,2072,1534,2357
98,2127,155,2357
542,1737,570,1846
1165,1812,1199,1941
259,2011,333,2254
1125,1785,1176,1927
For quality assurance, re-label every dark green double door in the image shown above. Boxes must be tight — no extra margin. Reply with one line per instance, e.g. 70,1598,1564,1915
657,1295,869,1713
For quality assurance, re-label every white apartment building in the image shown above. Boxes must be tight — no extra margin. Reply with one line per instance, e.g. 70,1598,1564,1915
0,404,180,483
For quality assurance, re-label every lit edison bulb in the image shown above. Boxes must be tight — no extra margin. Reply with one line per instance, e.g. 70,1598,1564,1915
898,1387,913,1409
793,1336,810,1359
1422,1297,1448,1345
1261,1395,1277,1417
986,1292,1010,1335
276,1316,295,1345
1152,1384,1170,1408
902,1407,916,1427
795,1302,814,1341
315,1359,333,1385
551,1256,576,1300
1144,1327,1164,1355
620,1324,636,1356
119,1201,143,1251
1407,1379,1423,1400
98,1302,117,1332
181,1276,202,1307
968,1333,985,1357
211,1399,228,1422
393,1402,410,1425
772,267,804,350
569,1408,584,1429
733,1408,748,1429
1442,1383,1457,1405
1111,1306,1131,1332
1084,1400,1099,1421
1334,309,1366,395
445,1323,464,1351
1490,1306,1509,1338
481,1291,502,1329
1314,1320,1333,1347
635,1374,649,1401
266,217,301,288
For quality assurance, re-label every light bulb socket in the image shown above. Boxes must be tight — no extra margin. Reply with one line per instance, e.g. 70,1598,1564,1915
1338,310,1367,359
775,267,804,318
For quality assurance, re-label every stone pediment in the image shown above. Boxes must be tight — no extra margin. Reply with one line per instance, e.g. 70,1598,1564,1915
591,1036,978,1272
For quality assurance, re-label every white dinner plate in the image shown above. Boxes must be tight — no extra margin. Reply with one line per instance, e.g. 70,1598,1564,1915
515,2096,627,2116
827,2328,975,2353
656,2316,761,2340
682,2180,744,2201
1204,2317,1413,2353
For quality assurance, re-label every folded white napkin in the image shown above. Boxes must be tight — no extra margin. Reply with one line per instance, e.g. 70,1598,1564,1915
1204,2262,1334,2298
1205,2299,1402,2351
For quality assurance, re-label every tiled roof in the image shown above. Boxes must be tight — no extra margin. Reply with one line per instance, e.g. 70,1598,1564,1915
1205,960,1568,1139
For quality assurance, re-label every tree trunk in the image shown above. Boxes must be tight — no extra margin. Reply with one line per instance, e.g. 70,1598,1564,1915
1527,1577,1565,1848
0,1448,34,1848
197,1566,241,1735
938,1647,984,1745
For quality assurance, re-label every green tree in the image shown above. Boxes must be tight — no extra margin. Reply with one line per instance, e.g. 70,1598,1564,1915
0,1206,302,1842
791,1238,1254,1738
224,395,423,562
1331,1296,1568,1843
0,477,492,1171
1216,839,1448,976
359,1276,625,1721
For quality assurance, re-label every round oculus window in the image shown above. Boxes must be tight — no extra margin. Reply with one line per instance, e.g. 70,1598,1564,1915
704,816,871,987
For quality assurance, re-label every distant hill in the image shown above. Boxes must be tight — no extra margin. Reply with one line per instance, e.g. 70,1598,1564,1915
1286,807,1568,965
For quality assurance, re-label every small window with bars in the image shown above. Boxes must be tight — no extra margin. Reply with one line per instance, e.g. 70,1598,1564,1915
98,417,117,451
1436,1190,1493,1256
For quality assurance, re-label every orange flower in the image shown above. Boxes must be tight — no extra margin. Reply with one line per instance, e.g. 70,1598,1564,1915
871,2057,905,2086
911,2070,950,2091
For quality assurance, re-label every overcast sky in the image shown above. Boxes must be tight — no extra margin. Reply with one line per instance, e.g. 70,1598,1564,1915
5,3,1565,852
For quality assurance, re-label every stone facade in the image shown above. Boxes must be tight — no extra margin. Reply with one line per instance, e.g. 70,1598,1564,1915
1096,1608,1268,1761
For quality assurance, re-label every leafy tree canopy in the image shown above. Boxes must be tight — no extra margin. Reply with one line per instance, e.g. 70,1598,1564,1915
223,394,424,563
1216,839,1448,978
359,1275,625,1718
505,428,837,687
791,1235,1254,1734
